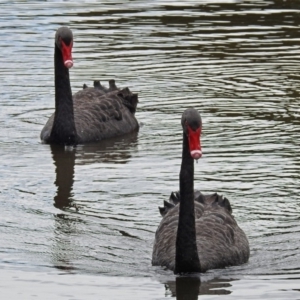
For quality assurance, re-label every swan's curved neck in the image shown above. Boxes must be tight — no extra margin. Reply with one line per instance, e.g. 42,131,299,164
175,132,201,274
50,43,77,145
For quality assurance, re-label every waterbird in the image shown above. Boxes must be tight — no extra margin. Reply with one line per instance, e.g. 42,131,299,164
152,108,250,274
41,27,139,145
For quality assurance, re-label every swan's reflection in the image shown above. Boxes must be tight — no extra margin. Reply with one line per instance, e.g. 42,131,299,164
165,276,232,299
51,144,76,209
175,276,200,300
75,131,139,165
51,131,138,209
50,132,138,272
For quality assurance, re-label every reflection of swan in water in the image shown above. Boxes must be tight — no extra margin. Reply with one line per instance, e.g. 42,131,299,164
51,144,76,209
75,131,139,165
49,132,138,271
165,276,232,299
50,143,78,272
51,131,138,209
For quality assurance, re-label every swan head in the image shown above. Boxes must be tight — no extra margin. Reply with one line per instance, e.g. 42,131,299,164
55,27,74,68
182,108,202,160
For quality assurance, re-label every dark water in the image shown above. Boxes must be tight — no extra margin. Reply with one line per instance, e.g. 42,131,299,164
0,0,300,299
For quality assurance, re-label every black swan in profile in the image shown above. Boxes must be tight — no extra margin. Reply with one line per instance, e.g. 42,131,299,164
152,108,249,274
40,27,139,145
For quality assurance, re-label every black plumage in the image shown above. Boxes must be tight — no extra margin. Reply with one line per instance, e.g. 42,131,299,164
41,27,139,145
152,108,249,274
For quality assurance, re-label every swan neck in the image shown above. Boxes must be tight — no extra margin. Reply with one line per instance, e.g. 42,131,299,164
175,133,201,274
50,43,77,145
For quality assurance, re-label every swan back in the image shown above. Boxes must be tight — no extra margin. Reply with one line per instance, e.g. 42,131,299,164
152,191,249,272
41,80,139,144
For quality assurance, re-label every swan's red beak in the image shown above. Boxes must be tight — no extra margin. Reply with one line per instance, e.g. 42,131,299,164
187,126,202,160
61,39,73,69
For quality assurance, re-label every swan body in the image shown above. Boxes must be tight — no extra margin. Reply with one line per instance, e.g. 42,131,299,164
41,27,139,145
152,108,249,274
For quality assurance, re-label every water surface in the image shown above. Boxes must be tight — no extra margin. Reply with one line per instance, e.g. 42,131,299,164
0,0,299,299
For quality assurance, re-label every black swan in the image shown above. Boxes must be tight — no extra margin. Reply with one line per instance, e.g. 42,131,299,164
41,27,139,145
152,108,249,274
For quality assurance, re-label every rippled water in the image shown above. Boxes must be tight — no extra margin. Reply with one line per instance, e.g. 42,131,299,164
0,0,299,299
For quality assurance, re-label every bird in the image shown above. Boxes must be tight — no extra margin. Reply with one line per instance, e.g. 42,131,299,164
152,108,250,274
40,27,139,146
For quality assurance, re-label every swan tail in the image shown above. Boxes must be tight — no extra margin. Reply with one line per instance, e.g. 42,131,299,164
93,79,120,92
169,191,180,205
159,200,175,217
117,87,138,114
168,189,205,205
205,193,232,214
166,190,232,214
93,80,109,92
108,79,118,91
81,80,138,114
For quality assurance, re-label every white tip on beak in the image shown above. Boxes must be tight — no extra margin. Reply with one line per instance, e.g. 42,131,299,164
64,60,73,68
190,150,202,160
